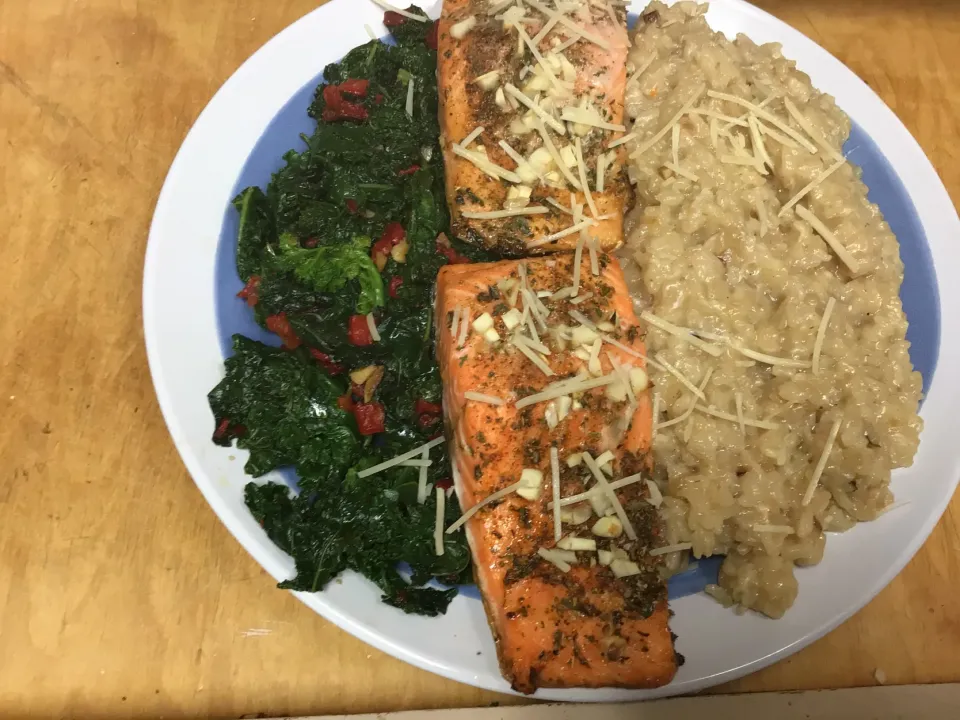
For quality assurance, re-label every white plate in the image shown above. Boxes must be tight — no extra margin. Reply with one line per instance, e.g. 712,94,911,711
144,0,960,701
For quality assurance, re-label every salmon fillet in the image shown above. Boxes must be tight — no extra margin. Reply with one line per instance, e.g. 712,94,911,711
438,0,633,255
435,252,677,693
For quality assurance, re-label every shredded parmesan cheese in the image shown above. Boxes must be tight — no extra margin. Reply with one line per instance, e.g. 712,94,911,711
783,96,844,162
525,0,611,49
515,372,618,409
747,114,773,169
645,479,663,507
405,77,414,119
779,158,846,216
695,404,780,431
537,547,572,572
451,144,523,183
462,206,549,219
550,447,562,543
526,218,595,249
366,313,381,342
460,125,485,147
795,205,861,274
641,311,723,356
573,138,598,217
656,368,714,430
510,337,555,376
464,391,506,405
649,542,693,557
449,305,461,338
728,344,811,369
446,481,522,534
595,152,607,193
553,472,644,508
434,486,446,555
416,447,431,504
545,197,573,215
802,417,843,505
671,123,680,168
812,297,837,375
663,161,699,182
365,24,377,40
631,84,706,158
571,233,584,296
534,120,582,189
504,83,566,134
735,391,745,437
358,436,446,479
457,307,472,349
706,90,817,153
582,453,637,540
754,524,794,533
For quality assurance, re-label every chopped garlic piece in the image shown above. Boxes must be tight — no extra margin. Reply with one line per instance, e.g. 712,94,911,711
472,312,494,334
502,308,523,330
474,69,500,90
592,516,623,538
610,558,641,578
566,452,582,467
451,15,477,39
483,327,501,344
557,536,597,551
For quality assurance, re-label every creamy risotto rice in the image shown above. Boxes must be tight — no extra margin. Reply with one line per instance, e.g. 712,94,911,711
619,1,923,617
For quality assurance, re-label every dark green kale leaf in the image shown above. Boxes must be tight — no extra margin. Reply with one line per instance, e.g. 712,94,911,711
246,463,469,616
274,233,384,314
208,336,359,480
233,187,277,281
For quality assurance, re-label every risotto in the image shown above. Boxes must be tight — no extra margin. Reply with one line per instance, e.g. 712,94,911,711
619,1,923,617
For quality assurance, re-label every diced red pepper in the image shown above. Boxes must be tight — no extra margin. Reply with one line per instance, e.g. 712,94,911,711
353,402,386,435
213,418,231,441
345,198,359,214
374,93,384,105
388,275,404,298
397,164,421,176
435,234,471,264
265,312,301,349
339,78,369,97
371,222,407,268
426,20,439,50
302,237,320,248
213,418,246,442
417,413,440,429
321,83,369,123
415,399,443,416
337,393,354,412
383,10,407,27
436,478,453,490
309,349,344,375
236,275,261,307
347,314,374,346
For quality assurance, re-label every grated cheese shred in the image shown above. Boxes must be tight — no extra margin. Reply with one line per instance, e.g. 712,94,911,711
582,453,638,540
812,297,837,375
550,447,562,543
358,436,446,478
779,158,846,216
447,481,523,534
795,205,861,274
464,391,506,405
433,486,446,555
802,417,843,506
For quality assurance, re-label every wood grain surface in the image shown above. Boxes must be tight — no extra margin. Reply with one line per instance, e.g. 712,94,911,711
1,1,959,718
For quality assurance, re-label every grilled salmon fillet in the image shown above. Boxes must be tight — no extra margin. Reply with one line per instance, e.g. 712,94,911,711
438,0,632,255
435,252,677,693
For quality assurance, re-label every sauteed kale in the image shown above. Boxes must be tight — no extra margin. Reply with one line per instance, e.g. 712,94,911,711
208,8,492,615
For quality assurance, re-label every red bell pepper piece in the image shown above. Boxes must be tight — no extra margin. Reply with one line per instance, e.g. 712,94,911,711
345,198,359,214
353,402,386,435
388,275,404,298
347,314,374,346
426,20,439,50
397,164,421,176
383,10,406,27
308,349,344,375
265,312,301,349
339,78,369,97
236,275,261,307
415,399,443,416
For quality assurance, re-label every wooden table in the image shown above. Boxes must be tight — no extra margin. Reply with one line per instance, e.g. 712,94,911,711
2,0,959,717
